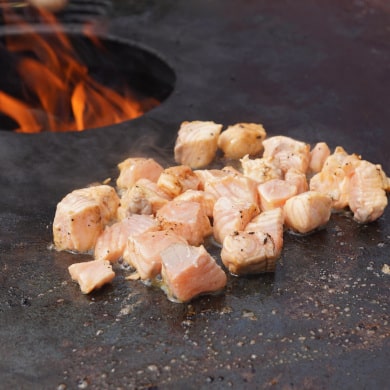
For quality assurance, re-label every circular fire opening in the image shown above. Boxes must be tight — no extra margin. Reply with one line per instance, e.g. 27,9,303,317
0,29,176,133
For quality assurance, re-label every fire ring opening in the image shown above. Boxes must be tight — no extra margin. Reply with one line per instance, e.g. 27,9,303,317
0,29,176,133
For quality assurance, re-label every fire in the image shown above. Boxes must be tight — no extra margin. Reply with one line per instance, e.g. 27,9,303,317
0,5,159,132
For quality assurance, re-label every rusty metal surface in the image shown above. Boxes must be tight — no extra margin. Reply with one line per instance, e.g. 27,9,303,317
0,1,389,388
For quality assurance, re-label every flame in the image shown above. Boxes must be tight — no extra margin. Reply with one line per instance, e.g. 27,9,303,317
0,92,42,133
0,5,159,132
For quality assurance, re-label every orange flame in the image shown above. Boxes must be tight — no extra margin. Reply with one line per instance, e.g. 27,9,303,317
0,6,159,132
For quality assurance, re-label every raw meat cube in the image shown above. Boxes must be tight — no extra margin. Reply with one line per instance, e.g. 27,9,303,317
161,243,227,302
53,185,119,252
94,214,160,262
68,259,115,294
174,120,222,168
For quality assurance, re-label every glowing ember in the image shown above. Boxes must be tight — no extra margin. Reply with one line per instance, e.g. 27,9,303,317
0,6,159,132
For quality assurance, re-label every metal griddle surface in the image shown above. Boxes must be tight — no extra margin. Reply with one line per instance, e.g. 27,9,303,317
0,1,389,388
